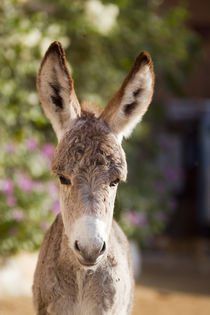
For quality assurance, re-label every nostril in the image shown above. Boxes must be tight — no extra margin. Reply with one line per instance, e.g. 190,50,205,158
74,240,81,252
100,242,106,255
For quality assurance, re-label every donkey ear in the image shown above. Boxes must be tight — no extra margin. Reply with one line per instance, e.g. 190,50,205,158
101,52,154,140
37,41,81,140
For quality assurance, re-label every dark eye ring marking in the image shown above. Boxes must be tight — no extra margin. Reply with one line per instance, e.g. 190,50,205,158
110,178,120,187
59,175,71,185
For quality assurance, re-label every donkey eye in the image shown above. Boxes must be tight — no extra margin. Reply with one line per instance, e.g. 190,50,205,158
110,178,120,187
59,175,71,185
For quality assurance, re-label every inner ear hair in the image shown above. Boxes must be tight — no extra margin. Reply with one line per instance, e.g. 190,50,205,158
37,41,73,109
124,88,142,115
37,41,81,140
121,52,154,113
38,41,73,87
49,81,63,110
100,51,155,138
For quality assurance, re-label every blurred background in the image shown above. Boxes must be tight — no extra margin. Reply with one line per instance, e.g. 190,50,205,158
0,0,210,314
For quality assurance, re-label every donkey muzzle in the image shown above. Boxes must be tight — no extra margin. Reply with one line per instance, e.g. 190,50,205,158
71,215,108,266
74,240,106,266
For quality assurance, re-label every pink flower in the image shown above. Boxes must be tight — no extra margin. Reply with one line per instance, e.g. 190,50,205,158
168,198,178,211
13,209,24,222
47,182,59,195
26,138,38,151
18,176,33,192
163,168,178,182
52,200,60,215
2,179,14,194
126,211,148,227
155,211,167,222
40,221,50,232
159,137,172,149
153,180,165,193
33,181,44,192
6,195,17,207
6,143,15,154
42,144,54,160
9,227,18,236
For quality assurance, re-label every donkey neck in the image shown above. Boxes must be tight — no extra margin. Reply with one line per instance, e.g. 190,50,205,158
55,213,118,308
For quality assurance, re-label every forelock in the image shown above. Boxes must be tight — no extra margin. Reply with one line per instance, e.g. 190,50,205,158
51,113,127,180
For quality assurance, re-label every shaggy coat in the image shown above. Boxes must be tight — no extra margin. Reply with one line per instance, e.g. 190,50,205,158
33,41,154,315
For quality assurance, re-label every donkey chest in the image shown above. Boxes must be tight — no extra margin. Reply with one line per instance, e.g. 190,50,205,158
48,267,118,315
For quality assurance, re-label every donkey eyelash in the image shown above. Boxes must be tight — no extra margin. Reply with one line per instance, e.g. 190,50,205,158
110,178,120,187
59,175,71,185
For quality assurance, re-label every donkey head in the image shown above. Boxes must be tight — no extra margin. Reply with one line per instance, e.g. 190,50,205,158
37,42,154,267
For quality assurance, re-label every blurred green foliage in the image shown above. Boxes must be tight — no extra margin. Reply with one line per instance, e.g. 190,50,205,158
0,0,200,254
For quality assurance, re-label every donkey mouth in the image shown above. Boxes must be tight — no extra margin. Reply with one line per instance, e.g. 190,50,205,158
78,258,99,267
80,261,97,267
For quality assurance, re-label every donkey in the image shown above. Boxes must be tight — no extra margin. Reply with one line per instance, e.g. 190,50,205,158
33,41,154,315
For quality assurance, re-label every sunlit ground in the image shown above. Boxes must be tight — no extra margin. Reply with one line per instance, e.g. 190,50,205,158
0,286,210,315
0,251,210,315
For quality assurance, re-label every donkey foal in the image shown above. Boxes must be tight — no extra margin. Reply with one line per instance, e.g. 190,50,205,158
33,41,154,315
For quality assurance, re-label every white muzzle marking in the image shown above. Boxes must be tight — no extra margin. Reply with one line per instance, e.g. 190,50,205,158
71,215,107,252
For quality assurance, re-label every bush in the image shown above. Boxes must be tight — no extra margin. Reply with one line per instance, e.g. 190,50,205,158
0,0,199,254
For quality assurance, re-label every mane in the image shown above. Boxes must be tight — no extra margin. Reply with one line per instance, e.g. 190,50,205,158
81,100,102,117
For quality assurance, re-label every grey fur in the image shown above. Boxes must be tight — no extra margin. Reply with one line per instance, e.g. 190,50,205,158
33,214,134,315
33,41,154,315
33,114,134,315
